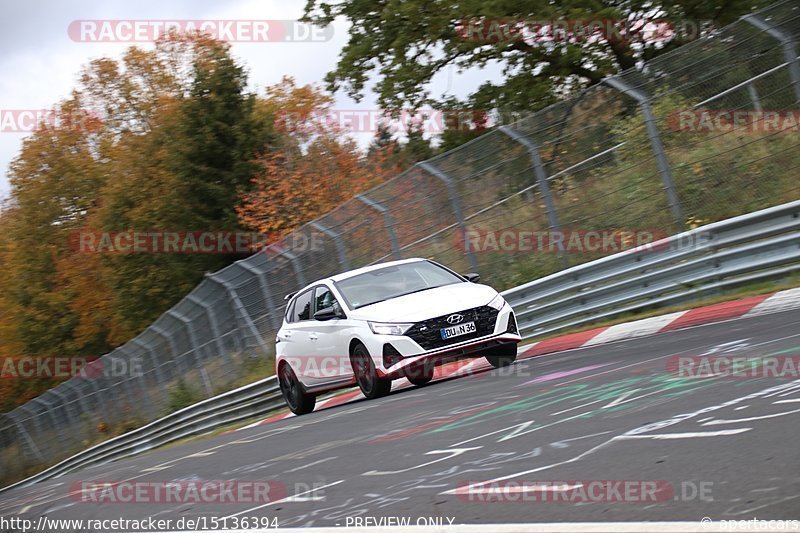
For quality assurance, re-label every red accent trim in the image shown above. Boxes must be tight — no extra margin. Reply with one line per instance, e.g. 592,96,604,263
519,326,609,359
258,411,292,425
324,390,362,408
658,293,774,333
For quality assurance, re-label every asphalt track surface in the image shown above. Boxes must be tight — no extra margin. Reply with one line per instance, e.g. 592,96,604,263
2,309,800,530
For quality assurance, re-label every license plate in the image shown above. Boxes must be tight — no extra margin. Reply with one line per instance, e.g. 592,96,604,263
441,321,476,339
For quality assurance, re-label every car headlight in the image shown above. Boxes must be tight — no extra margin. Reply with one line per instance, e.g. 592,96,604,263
487,294,506,311
368,322,414,335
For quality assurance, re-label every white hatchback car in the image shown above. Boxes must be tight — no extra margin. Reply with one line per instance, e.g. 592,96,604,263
275,258,521,414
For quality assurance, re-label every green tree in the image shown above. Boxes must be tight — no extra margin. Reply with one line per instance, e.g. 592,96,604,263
438,96,490,152
95,36,273,336
303,0,768,115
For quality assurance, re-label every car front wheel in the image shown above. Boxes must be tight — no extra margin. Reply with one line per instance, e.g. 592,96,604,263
407,361,434,386
279,363,316,415
351,343,392,399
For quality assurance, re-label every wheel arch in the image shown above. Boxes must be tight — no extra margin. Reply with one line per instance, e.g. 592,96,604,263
349,338,366,358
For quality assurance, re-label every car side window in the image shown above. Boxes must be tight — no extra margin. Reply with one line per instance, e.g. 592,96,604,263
292,290,313,321
313,286,340,314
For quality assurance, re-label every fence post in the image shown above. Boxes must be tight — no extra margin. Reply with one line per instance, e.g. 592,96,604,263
131,338,166,388
604,76,685,230
187,294,232,366
86,376,111,424
49,387,79,431
417,161,480,273
309,221,350,271
17,405,45,450
107,350,138,416
152,325,179,360
206,273,268,351
152,323,191,386
275,247,307,288
10,408,44,462
62,381,92,423
117,345,156,418
167,310,214,397
498,125,569,267
237,261,281,331
36,396,65,455
356,194,402,259
747,83,763,112
743,14,800,103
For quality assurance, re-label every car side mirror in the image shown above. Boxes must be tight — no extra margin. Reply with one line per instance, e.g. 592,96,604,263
314,302,345,321
463,273,481,283
314,306,338,321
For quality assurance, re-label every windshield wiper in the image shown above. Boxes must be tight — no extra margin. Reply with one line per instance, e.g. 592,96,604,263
401,286,439,297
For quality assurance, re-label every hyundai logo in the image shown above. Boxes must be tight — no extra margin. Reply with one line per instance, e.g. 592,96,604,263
446,314,464,325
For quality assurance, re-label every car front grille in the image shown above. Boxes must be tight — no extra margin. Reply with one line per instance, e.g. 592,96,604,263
405,306,500,350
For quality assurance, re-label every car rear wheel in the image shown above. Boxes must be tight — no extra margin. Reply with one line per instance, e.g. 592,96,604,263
279,363,316,415
485,343,518,369
352,343,392,399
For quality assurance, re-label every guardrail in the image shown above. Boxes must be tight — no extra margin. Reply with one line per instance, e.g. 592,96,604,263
3,199,799,494
502,199,800,339
0,376,282,494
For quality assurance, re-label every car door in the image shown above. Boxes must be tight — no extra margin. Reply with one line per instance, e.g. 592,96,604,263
279,288,316,385
305,284,354,388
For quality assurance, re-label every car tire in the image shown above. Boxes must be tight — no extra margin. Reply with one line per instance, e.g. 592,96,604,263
351,343,392,399
407,362,434,386
278,362,316,415
485,343,518,369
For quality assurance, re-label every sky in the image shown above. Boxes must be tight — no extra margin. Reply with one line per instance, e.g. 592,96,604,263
0,0,502,202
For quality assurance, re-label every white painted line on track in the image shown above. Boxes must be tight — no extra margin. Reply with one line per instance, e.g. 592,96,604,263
223,479,345,518
615,428,752,439
284,456,337,473
701,407,800,425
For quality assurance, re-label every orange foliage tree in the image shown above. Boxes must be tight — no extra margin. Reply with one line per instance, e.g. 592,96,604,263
237,77,401,239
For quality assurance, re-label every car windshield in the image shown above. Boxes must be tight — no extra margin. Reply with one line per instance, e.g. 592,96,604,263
334,261,463,309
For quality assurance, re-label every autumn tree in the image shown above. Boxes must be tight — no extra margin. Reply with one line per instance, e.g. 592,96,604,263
92,36,274,336
1,34,276,397
237,77,401,240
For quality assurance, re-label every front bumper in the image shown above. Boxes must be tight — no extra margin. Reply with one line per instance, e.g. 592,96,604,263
377,333,521,380
369,304,521,379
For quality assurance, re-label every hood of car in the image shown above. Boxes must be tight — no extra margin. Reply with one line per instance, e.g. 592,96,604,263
347,282,498,323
